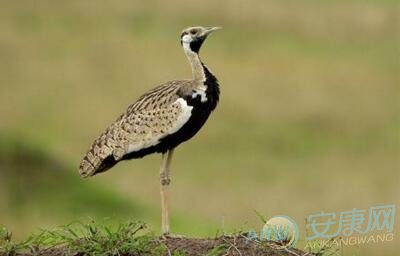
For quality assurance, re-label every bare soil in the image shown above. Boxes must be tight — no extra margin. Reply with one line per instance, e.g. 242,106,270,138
15,235,312,256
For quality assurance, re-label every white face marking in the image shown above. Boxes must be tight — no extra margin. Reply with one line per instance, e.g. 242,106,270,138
181,34,192,44
181,34,193,52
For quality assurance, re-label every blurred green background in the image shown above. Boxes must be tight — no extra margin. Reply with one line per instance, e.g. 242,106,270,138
0,0,399,255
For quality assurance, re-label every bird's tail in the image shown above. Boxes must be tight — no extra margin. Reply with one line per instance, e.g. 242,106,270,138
78,140,117,178
79,160,95,178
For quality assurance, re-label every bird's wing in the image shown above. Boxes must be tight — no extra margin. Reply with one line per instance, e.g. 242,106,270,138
126,80,188,112
116,97,193,157
79,80,194,177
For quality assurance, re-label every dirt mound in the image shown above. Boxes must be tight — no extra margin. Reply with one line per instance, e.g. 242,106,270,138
160,235,308,256
16,235,311,256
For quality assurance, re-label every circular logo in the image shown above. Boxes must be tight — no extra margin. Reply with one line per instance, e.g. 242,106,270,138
262,216,299,248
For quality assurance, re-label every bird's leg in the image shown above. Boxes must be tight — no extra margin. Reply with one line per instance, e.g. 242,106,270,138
160,148,174,235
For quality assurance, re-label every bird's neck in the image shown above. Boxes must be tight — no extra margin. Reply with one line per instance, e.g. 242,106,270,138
184,49,208,81
183,46,220,110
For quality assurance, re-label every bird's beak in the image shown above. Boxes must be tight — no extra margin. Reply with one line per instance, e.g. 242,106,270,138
203,26,222,37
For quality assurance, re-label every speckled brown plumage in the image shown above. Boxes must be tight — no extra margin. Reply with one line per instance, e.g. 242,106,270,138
79,79,199,177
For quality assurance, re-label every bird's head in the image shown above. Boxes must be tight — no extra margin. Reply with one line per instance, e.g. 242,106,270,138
180,26,222,53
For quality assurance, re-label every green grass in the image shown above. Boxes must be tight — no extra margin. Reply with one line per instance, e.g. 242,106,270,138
0,220,166,256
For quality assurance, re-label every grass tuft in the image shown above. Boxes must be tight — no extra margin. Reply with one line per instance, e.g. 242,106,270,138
0,220,164,256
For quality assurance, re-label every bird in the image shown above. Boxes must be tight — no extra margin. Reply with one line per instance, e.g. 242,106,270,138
79,26,221,235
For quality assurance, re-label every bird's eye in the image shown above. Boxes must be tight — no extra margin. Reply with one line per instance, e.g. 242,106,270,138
190,29,197,35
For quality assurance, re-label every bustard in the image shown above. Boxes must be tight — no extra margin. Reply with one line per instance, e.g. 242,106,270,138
79,26,221,234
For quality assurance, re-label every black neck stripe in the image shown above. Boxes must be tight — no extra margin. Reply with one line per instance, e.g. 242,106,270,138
189,38,205,53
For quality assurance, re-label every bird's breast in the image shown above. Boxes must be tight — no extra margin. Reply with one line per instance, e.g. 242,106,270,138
183,83,219,110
